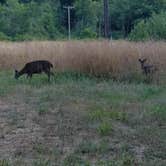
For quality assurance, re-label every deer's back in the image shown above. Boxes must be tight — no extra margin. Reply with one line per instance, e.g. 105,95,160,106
23,60,53,73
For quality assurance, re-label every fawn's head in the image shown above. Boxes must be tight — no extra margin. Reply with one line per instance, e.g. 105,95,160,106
138,58,147,68
14,70,19,79
138,58,147,64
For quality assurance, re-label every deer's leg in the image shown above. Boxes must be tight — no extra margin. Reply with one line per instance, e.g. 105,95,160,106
48,72,51,82
45,70,51,82
27,74,32,79
50,72,54,76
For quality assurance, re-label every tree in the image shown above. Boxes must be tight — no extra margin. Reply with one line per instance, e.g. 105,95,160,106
74,0,101,38
103,0,109,38
109,0,166,38
130,12,166,40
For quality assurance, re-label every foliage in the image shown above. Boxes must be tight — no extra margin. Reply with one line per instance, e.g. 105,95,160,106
97,121,113,136
0,0,61,40
130,12,166,40
79,27,97,39
0,0,166,40
110,0,166,38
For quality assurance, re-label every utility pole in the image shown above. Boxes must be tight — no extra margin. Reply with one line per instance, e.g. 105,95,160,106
103,0,109,39
63,6,74,40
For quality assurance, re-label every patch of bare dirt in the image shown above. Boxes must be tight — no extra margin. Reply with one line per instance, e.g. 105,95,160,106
0,97,150,165
0,97,93,164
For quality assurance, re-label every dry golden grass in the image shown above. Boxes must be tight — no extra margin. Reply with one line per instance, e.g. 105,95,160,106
0,40,165,83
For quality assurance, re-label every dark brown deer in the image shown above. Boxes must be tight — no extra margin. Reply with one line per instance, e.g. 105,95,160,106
138,58,157,75
15,60,54,81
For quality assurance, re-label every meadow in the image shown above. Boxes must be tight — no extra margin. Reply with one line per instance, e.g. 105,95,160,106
0,41,165,165
0,40,166,83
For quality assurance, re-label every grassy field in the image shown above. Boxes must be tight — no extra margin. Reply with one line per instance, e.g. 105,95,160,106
0,41,165,165
0,41,166,84
0,70,165,166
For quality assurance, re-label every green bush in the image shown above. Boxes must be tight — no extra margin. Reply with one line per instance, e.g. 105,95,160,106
151,105,166,123
79,28,97,39
130,12,166,40
0,32,11,41
97,121,113,136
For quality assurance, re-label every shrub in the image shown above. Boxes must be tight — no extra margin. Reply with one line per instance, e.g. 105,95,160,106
130,12,166,40
79,28,97,39
97,121,113,136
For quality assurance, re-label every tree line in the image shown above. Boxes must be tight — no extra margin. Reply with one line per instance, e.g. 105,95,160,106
0,0,166,41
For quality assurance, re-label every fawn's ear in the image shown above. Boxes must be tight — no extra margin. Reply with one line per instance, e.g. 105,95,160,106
138,58,147,63
138,58,143,63
142,58,147,62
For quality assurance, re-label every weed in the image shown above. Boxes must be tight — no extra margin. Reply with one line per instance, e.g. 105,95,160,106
96,153,136,166
150,105,166,123
33,143,47,155
63,154,90,166
76,138,111,157
32,159,51,166
140,87,162,100
88,108,106,121
121,153,136,166
0,160,10,166
97,121,113,136
88,107,127,122
37,108,48,115
76,141,98,154
96,160,116,166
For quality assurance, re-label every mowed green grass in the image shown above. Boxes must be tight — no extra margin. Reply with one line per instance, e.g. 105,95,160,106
0,71,165,166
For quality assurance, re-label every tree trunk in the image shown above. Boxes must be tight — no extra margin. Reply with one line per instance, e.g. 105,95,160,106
103,0,109,38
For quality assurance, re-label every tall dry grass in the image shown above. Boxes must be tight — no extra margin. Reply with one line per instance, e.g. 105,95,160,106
0,40,165,83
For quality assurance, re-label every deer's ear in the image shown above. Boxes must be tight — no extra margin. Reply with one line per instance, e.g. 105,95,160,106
138,58,142,62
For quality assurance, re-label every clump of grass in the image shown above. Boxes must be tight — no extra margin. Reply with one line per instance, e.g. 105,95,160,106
33,143,46,154
0,71,17,96
88,108,106,121
33,143,52,155
76,141,98,154
88,106,127,136
37,107,48,115
63,154,90,166
95,153,136,166
140,86,162,100
0,160,10,166
150,105,166,124
97,121,113,136
120,153,136,166
88,107,127,122
76,139,110,156
32,159,51,166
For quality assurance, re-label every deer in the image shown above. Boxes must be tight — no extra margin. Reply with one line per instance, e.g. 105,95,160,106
15,60,54,81
138,58,157,76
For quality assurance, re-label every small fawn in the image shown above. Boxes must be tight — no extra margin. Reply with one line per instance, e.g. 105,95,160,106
138,58,157,75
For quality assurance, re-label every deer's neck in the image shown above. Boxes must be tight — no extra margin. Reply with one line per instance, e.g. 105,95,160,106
18,68,26,77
